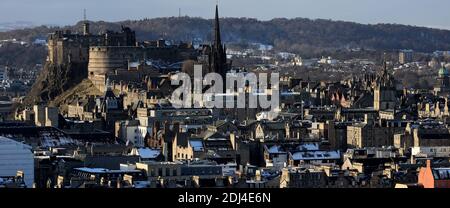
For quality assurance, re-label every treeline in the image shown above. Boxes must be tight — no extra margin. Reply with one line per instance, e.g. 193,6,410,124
1,16,450,59
0,43,46,67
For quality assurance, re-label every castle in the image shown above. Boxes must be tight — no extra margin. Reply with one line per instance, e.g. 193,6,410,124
46,20,199,93
47,23,137,65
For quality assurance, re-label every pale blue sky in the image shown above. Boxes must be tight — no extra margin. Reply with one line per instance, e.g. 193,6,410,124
1,0,449,29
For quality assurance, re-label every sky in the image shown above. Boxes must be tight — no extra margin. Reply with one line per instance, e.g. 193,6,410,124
1,0,450,30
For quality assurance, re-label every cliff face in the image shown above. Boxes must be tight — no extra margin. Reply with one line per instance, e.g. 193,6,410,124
23,61,88,106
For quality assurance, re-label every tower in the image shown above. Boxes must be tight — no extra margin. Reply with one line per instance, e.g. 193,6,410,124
210,4,229,78
373,58,397,111
83,9,90,35
434,64,450,95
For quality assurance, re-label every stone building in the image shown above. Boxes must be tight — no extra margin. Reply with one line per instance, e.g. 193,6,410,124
327,121,351,151
88,43,198,92
394,122,450,150
135,160,224,188
280,167,327,188
373,61,397,111
32,105,59,128
254,121,286,141
346,115,406,148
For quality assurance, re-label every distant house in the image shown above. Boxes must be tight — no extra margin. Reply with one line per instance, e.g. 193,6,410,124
285,121,308,140
290,151,341,166
129,148,164,162
255,121,286,141
263,145,289,168
202,131,237,164
290,143,340,166
342,148,405,177
207,120,238,134
394,123,450,150
172,131,193,161
347,118,405,148
171,128,237,164
67,96,97,119
418,160,450,188
280,167,327,188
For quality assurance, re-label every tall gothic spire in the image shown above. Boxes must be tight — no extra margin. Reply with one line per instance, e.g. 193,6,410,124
208,4,229,79
214,4,222,50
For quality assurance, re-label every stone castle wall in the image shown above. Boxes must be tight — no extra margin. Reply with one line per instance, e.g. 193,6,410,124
47,31,103,65
87,45,199,92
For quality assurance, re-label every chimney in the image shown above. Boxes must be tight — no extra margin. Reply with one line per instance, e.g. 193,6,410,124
364,114,373,125
116,175,122,188
173,122,181,133
154,121,160,133
164,121,170,135
255,170,261,181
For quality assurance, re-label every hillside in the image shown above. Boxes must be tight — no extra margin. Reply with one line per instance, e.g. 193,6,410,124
1,17,450,56
50,78,103,112
22,61,88,106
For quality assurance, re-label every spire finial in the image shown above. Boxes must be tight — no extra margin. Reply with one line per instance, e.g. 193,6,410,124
83,9,87,22
214,3,222,49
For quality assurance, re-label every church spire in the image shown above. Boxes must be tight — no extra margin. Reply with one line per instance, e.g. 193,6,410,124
214,4,222,50
209,4,228,78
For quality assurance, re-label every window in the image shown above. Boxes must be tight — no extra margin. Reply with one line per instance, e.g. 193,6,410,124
173,169,177,176
166,168,170,176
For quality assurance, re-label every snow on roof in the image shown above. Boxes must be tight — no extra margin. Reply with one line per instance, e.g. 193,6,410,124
189,140,204,152
74,167,141,174
297,143,319,151
75,167,109,173
267,145,285,154
136,148,160,159
134,181,150,188
292,150,341,161
129,62,140,68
